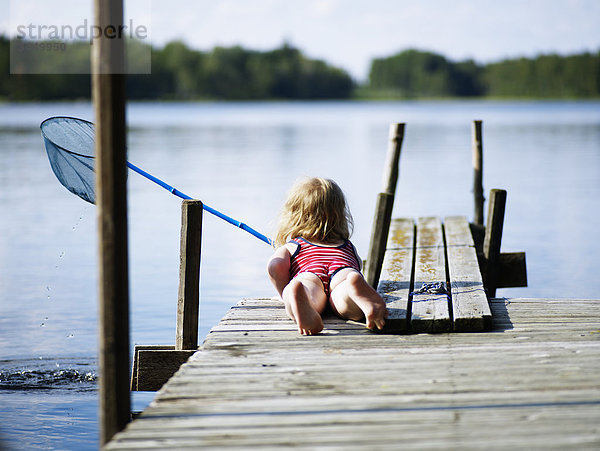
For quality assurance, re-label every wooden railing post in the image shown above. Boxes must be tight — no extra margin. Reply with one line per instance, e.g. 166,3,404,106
365,123,405,289
472,120,484,226
93,0,130,445
483,189,507,298
176,200,203,350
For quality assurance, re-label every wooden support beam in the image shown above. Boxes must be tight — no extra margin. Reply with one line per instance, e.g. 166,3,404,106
497,251,527,288
365,123,405,289
483,189,507,298
131,346,195,392
176,200,203,351
472,120,484,226
93,0,130,445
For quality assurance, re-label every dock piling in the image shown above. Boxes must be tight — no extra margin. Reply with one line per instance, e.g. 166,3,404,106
130,200,202,392
92,0,130,445
176,200,203,350
472,120,484,226
365,123,405,289
483,189,507,297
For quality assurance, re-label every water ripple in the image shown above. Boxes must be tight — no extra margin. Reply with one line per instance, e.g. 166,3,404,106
0,359,97,391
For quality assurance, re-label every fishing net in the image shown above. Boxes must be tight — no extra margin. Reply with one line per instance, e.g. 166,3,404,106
40,116,272,245
41,116,97,204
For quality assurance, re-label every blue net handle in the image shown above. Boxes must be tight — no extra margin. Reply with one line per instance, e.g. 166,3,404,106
126,162,272,245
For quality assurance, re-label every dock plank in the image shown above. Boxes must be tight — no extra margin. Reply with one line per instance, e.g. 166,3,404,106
107,297,600,450
444,216,492,331
411,217,451,332
377,218,414,331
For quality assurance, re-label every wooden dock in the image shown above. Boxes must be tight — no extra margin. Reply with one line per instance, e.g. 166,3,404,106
106,216,600,449
107,296,600,449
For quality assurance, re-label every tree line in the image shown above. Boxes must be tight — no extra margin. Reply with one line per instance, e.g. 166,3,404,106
368,49,600,98
0,37,354,101
1,35,598,101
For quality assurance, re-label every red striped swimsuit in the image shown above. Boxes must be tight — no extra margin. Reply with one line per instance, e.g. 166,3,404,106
289,237,361,295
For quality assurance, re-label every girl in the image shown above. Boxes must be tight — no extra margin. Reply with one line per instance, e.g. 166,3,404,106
267,177,387,335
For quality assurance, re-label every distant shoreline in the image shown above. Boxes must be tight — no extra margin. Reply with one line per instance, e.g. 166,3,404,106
2,37,599,102
2,97,600,105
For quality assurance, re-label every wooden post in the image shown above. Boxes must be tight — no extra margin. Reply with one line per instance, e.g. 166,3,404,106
483,189,507,298
472,120,484,226
93,0,130,445
365,123,405,289
365,192,395,289
381,123,405,195
176,200,203,350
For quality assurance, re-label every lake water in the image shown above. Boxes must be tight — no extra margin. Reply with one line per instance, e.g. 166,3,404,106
1,100,599,449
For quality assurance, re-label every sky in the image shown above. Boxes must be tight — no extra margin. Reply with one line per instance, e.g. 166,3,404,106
2,0,600,81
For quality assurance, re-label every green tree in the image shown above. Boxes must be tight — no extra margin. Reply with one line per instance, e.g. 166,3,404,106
0,36,10,98
483,52,600,98
369,49,482,97
203,46,256,99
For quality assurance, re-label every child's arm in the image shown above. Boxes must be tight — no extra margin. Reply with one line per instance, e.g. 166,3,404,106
267,246,293,297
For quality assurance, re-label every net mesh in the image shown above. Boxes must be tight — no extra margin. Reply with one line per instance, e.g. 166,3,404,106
41,117,96,204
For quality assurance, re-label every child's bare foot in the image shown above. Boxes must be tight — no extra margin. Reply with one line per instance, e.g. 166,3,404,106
292,297,324,335
360,295,387,330
330,270,387,331
283,279,325,335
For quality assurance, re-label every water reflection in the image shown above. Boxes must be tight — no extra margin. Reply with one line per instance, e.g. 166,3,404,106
0,100,599,449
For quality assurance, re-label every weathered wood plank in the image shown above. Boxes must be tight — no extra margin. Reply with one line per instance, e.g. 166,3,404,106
104,404,600,449
443,215,476,247
107,298,600,450
444,216,492,331
446,246,491,330
411,217,451,332
377,218,414,332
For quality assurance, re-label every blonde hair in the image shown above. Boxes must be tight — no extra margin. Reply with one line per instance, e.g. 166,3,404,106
273,177,354,247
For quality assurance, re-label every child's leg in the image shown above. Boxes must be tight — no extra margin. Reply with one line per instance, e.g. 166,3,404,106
282,273,327,335
329,268,387,330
